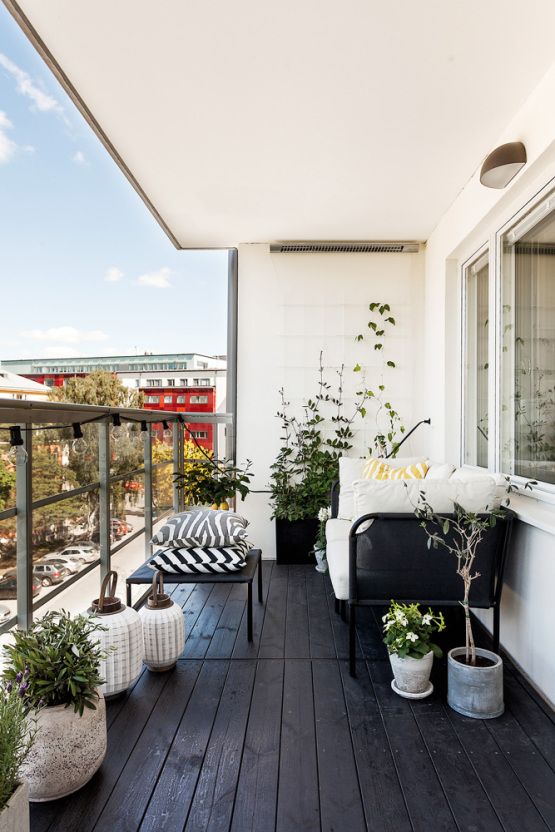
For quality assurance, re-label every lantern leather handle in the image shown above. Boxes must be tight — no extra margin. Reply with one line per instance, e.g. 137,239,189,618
98,570,118,613
151,571,165,602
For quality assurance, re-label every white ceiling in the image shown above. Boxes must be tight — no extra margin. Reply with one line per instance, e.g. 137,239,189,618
11,0,555,247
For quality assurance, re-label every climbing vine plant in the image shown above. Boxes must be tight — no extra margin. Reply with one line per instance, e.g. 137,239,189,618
354,302,406,458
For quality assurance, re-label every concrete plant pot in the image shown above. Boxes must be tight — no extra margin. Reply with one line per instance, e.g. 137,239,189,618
447,647,504,719
0,781,29,832
22,693,107,802
314,547,328,573
389,650,434,697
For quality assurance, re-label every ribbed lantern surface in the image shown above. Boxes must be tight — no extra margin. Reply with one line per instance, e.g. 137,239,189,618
139,572,185,671
87,571,143,697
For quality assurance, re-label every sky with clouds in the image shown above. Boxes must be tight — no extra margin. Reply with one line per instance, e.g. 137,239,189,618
0,6,228,361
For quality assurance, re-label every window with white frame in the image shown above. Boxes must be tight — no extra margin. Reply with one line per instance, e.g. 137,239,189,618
145,395,159,404
190,395,208,404
500,201,555,485
463,250,489,468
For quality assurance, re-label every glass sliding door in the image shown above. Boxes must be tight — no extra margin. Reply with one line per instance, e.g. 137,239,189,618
501,205,555,483
464,251,490,467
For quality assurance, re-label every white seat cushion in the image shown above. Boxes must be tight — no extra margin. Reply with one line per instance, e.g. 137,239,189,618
325,519,351,600
352,477,499,518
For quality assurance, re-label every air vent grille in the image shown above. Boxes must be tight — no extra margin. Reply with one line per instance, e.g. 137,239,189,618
270,241,420,254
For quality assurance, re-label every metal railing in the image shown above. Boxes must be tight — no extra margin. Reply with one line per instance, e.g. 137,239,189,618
0,399,232,633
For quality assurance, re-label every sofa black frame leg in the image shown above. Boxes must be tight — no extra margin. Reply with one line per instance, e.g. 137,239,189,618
493,604,500,655
340,599,347,622
334,597,340,615
349,602,357,677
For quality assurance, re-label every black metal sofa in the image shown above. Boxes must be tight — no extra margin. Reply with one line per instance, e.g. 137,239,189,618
330,482,515,676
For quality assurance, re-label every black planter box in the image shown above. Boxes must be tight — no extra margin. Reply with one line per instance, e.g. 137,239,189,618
275,518,319,565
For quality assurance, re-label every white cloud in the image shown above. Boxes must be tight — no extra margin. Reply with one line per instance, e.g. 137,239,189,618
0,111,16,163
39,345,83,359
104,266,124,282
21,326,108,344
72,150,87,165
0,53,63,114
137,267,172,289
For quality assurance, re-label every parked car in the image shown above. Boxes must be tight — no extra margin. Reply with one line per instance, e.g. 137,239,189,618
32,562,67,587
0,575,41,600
0,603,12,623
42,554,82,574
57,545,99,564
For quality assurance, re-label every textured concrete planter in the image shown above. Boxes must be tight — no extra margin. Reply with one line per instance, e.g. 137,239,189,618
22,693,107,802
448,647,504,719
0,781,29,832
389,650,434,695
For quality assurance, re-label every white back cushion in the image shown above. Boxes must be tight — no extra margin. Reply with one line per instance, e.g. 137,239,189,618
338,456,424,520
426,461,456,479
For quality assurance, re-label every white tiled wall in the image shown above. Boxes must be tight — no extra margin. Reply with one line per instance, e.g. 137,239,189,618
236,244,426,557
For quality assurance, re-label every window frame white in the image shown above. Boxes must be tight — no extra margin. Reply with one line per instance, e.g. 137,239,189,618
459,180,555,499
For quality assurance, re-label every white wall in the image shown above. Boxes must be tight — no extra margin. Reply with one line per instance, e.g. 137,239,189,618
423,61,555,706
236,246,425,558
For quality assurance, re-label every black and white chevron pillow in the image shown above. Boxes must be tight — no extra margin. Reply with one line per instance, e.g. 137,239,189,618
151,509,249,549
148,545,247,574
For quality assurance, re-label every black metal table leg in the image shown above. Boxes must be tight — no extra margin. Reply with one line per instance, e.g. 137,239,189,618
247,581,253,641
257,555,263,602
126,581,131,607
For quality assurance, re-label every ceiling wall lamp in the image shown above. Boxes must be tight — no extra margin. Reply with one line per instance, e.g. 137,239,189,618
480,141,527,189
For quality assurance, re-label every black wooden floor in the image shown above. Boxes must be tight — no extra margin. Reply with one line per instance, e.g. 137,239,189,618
32,563,555,832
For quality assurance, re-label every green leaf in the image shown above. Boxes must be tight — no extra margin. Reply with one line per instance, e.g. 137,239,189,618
353,363,361,372
386,360,396,368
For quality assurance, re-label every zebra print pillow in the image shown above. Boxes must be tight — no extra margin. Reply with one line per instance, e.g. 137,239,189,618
148,545,247,574
152,509,249,549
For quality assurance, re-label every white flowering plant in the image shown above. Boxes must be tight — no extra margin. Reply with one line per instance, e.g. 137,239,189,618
382,601,445,660
315,506,330,550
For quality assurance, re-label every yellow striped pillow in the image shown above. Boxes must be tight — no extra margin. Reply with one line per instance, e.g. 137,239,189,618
362,458,390,480
386,461,429,480
363,457,428,481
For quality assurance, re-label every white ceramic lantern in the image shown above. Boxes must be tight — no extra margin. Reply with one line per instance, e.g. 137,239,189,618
88,571,143,697
139,572,185,672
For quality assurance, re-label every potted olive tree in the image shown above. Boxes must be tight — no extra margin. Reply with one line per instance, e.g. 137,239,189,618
3,611,107,802
0,681,36,831
383,601,445,698
413,483,528,718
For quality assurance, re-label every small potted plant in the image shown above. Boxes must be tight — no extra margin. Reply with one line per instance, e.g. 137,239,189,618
3,610,108,802
313,507,330,573
383,601,445,698
0,681,36,831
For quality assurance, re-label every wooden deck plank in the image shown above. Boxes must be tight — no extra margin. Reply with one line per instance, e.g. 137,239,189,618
92,661,202,831
504,672,555,771
485,709,555,830
367,659,458,832
305,569,336,659
312,659,366,832
48,670,170,832
185,660,257,832
276,660,320,832
230,659,284,832
205,583,248,659
338,659,412,832
258,564,288,659
284,566,310,658
445,707,551,832
183,584,234,659
231,560,273,659
139,660,230,832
